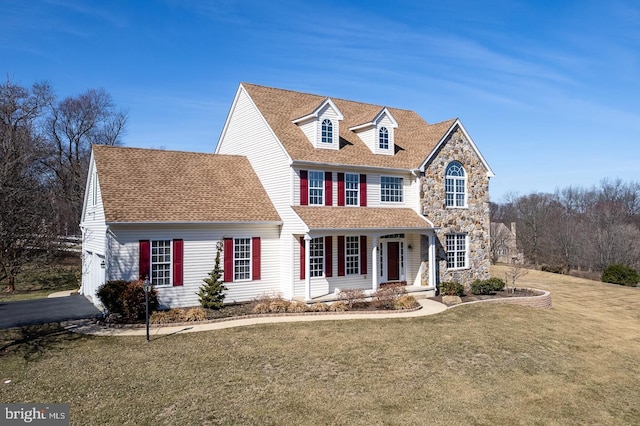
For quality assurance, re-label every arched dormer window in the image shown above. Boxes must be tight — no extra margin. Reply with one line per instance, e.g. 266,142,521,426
379,127,389,150
445,161,466,207
321,119,333,144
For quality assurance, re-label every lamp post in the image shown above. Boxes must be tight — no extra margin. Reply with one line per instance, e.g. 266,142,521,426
143,276,151,342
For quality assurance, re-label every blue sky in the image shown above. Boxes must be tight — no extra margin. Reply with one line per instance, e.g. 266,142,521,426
2,0,639,201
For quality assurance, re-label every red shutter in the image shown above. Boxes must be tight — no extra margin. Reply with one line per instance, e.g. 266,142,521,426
252,237,261,280
223,238,233,282
139,240,150,281
325,236,332,277
300,170,308,206
172,239,183,286
338,236,345,276
360,235,367,274
299,237,305,279
360,174,367,206
324,171,332,206
337,173,345,206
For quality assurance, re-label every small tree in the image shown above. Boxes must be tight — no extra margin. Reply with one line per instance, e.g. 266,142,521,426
198,242,227,309
602,264,639,287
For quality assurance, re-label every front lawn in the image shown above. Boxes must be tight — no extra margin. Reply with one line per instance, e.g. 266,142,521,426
0,265,639,425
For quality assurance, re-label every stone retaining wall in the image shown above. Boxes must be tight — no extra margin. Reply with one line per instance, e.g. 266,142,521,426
450,288,552,309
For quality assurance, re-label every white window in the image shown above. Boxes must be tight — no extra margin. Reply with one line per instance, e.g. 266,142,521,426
445,161,466,207
381,176,403,203
446,234,467,269
321,119,333,144
345,173,359,206
345,236,360,275
379,127,389,149
234,238,251,281
151,240,171,286
310,237,324,277
309,171,324,205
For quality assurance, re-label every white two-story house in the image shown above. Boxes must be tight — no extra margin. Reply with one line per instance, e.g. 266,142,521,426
216,83,494,301
80,82,494,308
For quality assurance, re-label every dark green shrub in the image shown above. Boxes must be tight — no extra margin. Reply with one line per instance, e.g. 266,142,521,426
96,279,159,320
541,264,564,274
602,264,639,287
198,242,227,309
439,281,464,297
470,280,493,295
486,277,506,292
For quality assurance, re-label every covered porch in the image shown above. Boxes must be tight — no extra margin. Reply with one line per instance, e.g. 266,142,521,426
292,206,438,301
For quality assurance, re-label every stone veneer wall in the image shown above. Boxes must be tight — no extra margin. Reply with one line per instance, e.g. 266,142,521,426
420,125,491,287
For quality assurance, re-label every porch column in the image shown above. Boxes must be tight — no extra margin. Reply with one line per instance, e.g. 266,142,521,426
428,231,437,288
304,234,312,301
371,235,379,292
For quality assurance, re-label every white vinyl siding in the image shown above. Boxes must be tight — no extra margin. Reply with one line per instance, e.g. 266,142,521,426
105,224,280,308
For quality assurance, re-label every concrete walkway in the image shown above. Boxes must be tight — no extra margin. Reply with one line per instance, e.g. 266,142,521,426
63,299,448,337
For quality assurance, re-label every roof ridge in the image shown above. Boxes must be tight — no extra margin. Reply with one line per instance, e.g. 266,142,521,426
92,144,245,158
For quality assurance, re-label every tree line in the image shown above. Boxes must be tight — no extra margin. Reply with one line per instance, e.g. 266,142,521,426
491,179,640,273
1,79,127,291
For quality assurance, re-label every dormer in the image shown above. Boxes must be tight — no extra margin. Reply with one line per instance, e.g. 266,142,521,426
292,98,344,150
349,107,398,155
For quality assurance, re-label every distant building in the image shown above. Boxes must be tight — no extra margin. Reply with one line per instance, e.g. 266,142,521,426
491,222,523,264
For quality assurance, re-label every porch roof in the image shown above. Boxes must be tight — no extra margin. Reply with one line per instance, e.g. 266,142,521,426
292,206,433,231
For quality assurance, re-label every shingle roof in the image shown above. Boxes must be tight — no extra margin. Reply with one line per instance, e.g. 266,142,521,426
242,83,456,170
92,145,281,224
292,206,432,230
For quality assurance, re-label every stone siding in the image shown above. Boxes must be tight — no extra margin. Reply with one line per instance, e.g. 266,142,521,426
420,125,491,287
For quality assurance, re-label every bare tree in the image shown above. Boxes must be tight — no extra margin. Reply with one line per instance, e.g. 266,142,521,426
0,80,56,291
509,192,554,266
42,88,127,235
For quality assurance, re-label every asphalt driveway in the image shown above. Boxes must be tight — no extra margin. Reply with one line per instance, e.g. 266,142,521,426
0,295,102,329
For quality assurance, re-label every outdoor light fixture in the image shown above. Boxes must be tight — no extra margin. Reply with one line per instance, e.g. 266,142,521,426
143,276,151,342
100,259,105,268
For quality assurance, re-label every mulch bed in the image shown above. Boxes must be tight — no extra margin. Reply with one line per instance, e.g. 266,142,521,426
429,288,541,305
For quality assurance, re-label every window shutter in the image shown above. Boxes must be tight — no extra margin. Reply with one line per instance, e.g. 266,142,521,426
223,238,233,282
337,173,345,206
325,236,332,277
360,235,367,274
299,237,305,279
172,239,184,286
139,240,150,281
337,236,345,276
324,171,332,206
300,170,308,206
360,174,367,206
252,237,261,280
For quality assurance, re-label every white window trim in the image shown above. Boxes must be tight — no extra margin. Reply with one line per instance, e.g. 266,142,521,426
310,237,324,278
345,235,360,275
321,119,333,144
233,237,253,282
445,162,468,208
345,173,360,206
151,240,172,287
380,175,404,203
308,170,325,205
445,233,469,270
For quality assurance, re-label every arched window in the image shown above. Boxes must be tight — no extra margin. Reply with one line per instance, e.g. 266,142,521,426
379,127,389,149
321,119,333,144
445,161,466,207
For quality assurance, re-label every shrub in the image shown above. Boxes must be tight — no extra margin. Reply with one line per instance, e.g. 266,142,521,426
541,264,564,274
96,280,129,314
372,285,406,309
184,307,207,321
97,279,158,320
470,280,494,295
309,302,329,312
329,301,348,312
287,301,308,313
198,242,227,309
338,288,367,308
438,281,464,297
486,277,506,292
121,280,160,320
149,311,172,325
602,264,639,287
252,302,270,314
268,299,291,313
395,294,419,310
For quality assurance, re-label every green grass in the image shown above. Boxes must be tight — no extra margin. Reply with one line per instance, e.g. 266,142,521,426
0,252,80,302
1,266,639,425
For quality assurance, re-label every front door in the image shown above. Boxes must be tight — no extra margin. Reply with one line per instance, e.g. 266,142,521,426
387,242,400,281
